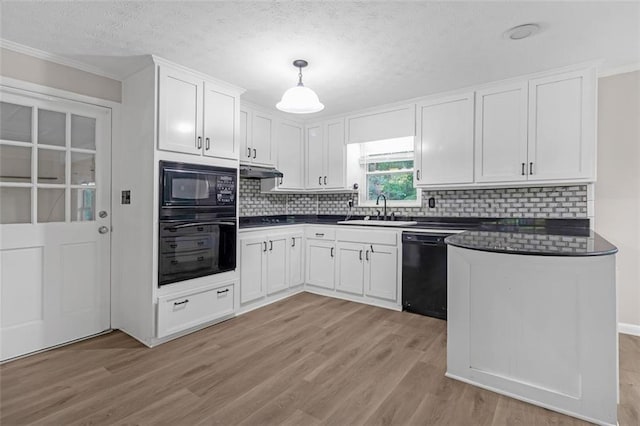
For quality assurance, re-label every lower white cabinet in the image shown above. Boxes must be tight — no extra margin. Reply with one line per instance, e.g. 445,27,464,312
157,283,235,338
306,239,335,289
335,241,398,301
240,231,303,305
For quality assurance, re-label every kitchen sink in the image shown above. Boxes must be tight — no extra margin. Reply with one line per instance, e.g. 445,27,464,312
337,220,418,227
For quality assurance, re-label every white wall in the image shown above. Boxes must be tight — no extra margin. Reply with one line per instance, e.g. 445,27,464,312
596,70,640,333
0,47,121,103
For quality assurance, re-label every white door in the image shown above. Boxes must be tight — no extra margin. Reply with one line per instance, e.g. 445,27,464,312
288,234,304,287
0,90,111,361
251,112,273,166
203,82,237,160
325,119,345,189
365,244,398,302
305,240,335,289
335,242,364,295
528,69,595,181
475,83,529,183
239,109,252,162
306,124,324,189
239,236,266,304
157,66,203,155
416,93,475,186
266,235,288,295
277,121,304,190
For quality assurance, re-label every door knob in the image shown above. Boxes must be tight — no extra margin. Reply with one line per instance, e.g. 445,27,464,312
99,210,108,218
98,226,109,234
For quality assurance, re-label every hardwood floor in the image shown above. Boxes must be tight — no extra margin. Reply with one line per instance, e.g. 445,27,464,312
1,292,638,425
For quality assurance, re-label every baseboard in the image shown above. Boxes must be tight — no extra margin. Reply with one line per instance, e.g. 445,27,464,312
619,322,640,336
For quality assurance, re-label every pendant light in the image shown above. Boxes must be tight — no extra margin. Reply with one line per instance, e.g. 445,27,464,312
276,59,324,114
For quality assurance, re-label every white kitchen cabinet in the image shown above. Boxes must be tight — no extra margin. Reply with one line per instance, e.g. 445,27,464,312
240,106,274,167
158,65,239,160
346,104,416,144
366,244,398,301
240,230,300,305
527,69,595,181
276,120,304,190
305,119,346,190
158,66,202,156
475,82,529,183
306,239,335,289
239,236,266,304
288,234,304,287
335,242,365,295
266,235,288,295
415,92,475,186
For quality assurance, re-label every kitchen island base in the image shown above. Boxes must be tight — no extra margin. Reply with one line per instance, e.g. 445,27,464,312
446,245,618,426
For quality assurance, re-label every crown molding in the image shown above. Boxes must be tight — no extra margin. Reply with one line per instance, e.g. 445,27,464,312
598,62,640,78
0,38,122,81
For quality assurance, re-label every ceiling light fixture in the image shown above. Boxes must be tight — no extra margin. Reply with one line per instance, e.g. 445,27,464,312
504,23,540,40
276,59,324,114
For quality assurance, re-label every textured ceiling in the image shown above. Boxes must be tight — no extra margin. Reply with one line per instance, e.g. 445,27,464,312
1,1,639,118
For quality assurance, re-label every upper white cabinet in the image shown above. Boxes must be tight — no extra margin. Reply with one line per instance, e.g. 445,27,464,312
527,69,595,181
415,92,475,186
158,65,239,160
346,104,415,144
239,106,274,167
474,69,596,184
305,119,346,190
275,120,304,190
475,82,529,183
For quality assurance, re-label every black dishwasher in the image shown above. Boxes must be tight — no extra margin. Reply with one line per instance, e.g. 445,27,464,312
402,232,453,320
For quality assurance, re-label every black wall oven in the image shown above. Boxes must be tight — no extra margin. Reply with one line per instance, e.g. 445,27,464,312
158,161,237,286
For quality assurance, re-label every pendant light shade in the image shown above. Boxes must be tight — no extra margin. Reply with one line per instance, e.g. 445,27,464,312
276,60,324,114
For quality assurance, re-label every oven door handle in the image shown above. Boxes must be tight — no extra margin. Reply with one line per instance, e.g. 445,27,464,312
164,221,236,230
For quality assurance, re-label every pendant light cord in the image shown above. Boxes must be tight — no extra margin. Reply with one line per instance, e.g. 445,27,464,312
297,66,303,86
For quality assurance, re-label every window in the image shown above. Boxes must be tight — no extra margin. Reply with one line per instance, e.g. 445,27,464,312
352,137,420,207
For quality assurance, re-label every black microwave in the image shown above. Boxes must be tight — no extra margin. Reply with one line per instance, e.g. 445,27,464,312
159,161,237,219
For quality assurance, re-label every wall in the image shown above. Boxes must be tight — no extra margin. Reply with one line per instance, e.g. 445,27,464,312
596,70,640,332
0,47,122,103
240,179,588,219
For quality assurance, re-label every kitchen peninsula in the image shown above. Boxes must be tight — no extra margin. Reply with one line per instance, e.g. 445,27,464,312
445,230,618,426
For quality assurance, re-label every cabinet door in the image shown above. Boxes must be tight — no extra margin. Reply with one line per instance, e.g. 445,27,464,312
306,124,324,189
240,236,266,304
203,83,237,160
158,66,202,155
305,240,335,289
528,69,595,181
277,121,304,190
475,83,528,183
416,93,474,185
335,242,364,295
239,109,252,162
288,234,304,287
365,244,398,302
251,112,274,166
266,236,288,295
325,119,346,189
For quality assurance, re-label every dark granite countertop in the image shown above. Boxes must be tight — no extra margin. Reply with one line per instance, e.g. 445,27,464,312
445,229,617,256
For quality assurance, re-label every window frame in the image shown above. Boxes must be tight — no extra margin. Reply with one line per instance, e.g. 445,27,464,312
358,150,421,208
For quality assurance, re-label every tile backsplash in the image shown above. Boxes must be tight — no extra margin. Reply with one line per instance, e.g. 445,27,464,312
239,179,588,219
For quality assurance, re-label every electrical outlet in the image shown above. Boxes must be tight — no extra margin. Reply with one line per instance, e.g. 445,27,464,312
347,199,354,208
428,197,436,208
121,190,131,205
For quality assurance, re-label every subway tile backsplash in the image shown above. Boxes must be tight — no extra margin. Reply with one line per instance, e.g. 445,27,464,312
239,179,588,219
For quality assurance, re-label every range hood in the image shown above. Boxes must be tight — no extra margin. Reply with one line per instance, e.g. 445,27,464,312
239,164,284,179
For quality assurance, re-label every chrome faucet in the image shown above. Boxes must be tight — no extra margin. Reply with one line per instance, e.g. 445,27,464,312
376,193,387,221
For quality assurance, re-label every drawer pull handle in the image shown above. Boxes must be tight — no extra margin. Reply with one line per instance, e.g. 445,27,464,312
197,227,204,232
330,247,334,258
324,176,327,185
217,289,229,294
247,147,252,158
269,240,273,251
370,244,374,253
197,241,205,246
292,238,296,247
359,249,363,261
315,233,324,237
365,250,369,261
170,244,177,248
174,299,189,306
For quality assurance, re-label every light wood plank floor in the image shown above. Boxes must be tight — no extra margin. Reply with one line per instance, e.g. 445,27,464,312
1,293,638,425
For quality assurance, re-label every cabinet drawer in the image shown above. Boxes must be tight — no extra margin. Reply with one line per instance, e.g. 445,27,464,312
305,227,336,240
336,229,397,246
157,284,234,338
